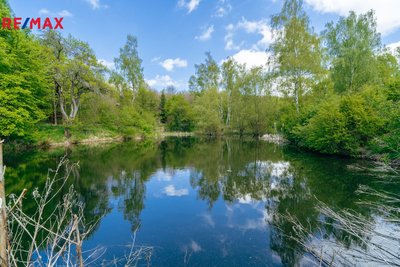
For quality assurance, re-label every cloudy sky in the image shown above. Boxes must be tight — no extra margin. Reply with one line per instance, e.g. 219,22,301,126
8,0,400,91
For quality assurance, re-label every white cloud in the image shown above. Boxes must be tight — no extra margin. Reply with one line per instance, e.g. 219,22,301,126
151,56,161,63
99,59,114,69
305,0,400,35
146,75,182,89
38,8,50,15
87,0,100,9
195,25,214,41
224,49,269,69
237,18,273,49
187,0,201,13
387,41,400,51
58,10,73,17
163,185,189,197
86,0,108,10
224,24,242,50
214,0,232,18
39,8,73,17
224,17,273,51
160,58,188,71
178,0,201,14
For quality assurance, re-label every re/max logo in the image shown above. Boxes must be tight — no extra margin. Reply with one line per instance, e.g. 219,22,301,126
1,17,64,30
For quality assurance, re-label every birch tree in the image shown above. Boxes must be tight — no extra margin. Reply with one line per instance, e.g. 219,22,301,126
114,35,144,103
323,10,381,92
269,0,323,113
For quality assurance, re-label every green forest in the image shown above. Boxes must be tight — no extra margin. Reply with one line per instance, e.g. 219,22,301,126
0,0,399,164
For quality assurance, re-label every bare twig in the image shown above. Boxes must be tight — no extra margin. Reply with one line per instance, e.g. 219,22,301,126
279,186,400,266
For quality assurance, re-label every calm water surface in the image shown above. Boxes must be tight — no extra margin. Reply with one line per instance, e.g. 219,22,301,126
5,138,399,266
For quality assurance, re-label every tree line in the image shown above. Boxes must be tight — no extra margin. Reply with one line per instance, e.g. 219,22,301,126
0,0,399,163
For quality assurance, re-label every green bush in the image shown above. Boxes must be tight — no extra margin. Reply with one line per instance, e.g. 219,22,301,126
293,98,353,154
292,88,388,155
166,95,195,132
193,88,222,135
79,92,156,137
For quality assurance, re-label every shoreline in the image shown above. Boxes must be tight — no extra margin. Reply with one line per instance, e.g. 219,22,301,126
4,132,398,170
45,132,196,148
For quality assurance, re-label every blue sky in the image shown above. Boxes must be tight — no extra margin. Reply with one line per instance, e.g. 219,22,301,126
7,0,400,91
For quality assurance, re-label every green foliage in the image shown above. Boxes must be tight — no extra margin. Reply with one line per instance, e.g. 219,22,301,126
118,105,156,136
189,52,220,94
0,14,52,139
159,90,167,123
0,87,46,138
78,93,119,131
270,0,324,113
272,8,398,163
0,0,398,166
324,10,381,92
366,84,400,161
114,35,144,98
165,95,195,132
34,124,66,143
294,97,354,154
78,92,156,137
41,30,107,124
293,88,388,155
135,86,159,114
193,88,222,135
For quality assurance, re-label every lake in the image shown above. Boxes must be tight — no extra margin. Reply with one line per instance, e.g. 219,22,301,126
4,137,400,266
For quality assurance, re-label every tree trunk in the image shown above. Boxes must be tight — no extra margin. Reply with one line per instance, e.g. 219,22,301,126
53,87,58,126
226,91,231,127
69,82,76,119
294,81,300,114
0,140,8,267
58,85,69,123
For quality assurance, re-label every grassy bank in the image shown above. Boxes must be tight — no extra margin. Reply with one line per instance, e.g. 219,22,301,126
32,124,128,147
10,123,194,149
4,123,398,171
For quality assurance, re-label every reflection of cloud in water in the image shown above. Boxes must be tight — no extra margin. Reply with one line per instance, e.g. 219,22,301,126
217,235,230,258
244,160,292,190
153,168,193,182
301,216,400,266
201,212,215,228
190,240,202,252
238,194,253,204
163,185,189,196
270,161,290,177
182,240,202,253
225,202,270,231
246,160,290,176
240,209,269,231
225,162,292,231
153,169,173,181
183,240,202,265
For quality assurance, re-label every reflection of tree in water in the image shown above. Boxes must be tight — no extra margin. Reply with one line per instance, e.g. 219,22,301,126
267,163,316,266
5,140,160,235
179,139,398,265
265,153,399,265
185,139,313,265
160,140,167,171
89,141,160,231
6,138,399,265
112,170,146,231
188,139,283,207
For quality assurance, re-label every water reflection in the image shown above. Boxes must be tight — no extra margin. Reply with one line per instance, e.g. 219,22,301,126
4,138,399,266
